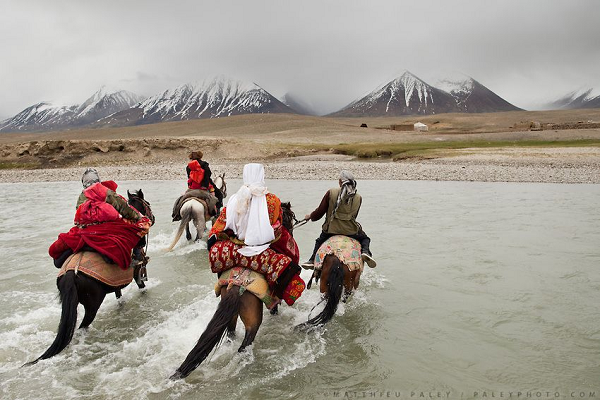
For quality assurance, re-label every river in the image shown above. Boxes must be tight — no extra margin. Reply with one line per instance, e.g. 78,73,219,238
0,179,598,399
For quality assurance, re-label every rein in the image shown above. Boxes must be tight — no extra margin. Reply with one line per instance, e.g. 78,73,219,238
128,193,154,255
292,218,309,229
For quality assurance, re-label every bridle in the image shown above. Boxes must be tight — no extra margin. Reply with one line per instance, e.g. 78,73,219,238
128,192,155,256
129,194,155,226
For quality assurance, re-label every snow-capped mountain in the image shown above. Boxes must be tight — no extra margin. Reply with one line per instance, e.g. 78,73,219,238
102,76,294,126
436,75,521,113
545,88,600,110
0,102,77,132
330,71,460,117
74,87,145,125
0,87,144,132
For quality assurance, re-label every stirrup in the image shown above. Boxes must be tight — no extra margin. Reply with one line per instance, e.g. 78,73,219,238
301,260,314,270
134,265,148,288
361,253,377,268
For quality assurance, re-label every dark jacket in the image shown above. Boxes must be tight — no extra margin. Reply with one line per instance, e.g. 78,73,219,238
186,159,212,189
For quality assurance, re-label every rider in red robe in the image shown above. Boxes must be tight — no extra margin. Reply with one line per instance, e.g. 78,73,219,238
207,164,304,306
49,168,151,270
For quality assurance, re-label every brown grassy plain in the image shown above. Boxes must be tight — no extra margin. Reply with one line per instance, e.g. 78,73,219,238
1,109,600,168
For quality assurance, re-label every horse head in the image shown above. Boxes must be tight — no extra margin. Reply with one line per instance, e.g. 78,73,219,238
128,189,155,226
281,201,298,236
214,173,227,198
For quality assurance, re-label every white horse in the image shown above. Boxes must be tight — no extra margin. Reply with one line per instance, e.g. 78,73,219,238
166,173,227,252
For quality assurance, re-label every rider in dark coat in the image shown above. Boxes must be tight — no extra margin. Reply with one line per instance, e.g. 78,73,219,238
186,150,224,211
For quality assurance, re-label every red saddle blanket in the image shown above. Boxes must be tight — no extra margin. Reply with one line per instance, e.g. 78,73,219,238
58,251,134,287
209,240,291,287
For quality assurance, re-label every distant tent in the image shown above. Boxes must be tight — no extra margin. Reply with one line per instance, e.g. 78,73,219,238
414,122,428,132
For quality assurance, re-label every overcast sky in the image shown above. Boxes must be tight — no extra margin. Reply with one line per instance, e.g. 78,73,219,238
1,0,599,118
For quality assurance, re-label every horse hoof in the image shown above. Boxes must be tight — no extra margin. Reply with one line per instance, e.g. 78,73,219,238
169,371,184,380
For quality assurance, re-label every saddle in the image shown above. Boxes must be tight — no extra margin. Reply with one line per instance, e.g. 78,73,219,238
215,267,279,309
314,235,364,272
58,251,134,287
172,189,218,221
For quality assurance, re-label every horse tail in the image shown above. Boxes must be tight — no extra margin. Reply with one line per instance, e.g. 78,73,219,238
305,256,345,327
170,285,242,380
166,203,194,252
24,271,79,366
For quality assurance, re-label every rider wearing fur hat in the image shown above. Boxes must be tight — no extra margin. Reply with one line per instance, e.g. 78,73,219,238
186,150,224,211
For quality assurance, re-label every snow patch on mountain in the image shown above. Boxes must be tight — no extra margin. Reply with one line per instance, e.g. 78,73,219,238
0,87,144,132
119,75,292,123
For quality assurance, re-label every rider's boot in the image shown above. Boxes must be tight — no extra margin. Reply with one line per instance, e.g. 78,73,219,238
360,243,377,268
360,251,377,268
301,257,315,269
301,240,322,269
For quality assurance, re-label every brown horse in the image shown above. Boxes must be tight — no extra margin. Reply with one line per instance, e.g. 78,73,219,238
298,236,364,328
170,202,299,380
24,190,154,366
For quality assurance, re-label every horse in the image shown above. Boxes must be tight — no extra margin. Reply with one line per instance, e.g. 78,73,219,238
167,173,227,251
170,202,298,380
24,189,155,366
297,236,364,328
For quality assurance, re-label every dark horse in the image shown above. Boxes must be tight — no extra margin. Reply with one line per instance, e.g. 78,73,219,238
24,189,155,366
297,236,363,328
170,202,299,380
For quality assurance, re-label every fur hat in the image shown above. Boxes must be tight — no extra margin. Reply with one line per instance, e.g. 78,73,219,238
189,151,203,160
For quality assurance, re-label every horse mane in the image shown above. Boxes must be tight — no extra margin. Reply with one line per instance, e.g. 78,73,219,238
281,201,296,234
127,189,155,225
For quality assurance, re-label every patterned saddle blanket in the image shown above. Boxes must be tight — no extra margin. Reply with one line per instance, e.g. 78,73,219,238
209,240,291,287
314,235,364,272
58,251,134,287
215,267,279,310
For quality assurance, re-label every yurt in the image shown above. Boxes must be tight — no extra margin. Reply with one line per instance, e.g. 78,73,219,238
414,122,428,132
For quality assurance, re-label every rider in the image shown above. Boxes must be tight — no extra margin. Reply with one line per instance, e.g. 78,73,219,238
301,170,376,269
187,151,224,210
49,168,150,271
207,163,305,307
76,167,142,223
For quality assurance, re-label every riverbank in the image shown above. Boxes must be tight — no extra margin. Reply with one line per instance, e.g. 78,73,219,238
1,147,599,184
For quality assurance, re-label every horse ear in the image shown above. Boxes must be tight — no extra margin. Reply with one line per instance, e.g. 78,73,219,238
127,190,132,197
138,189,144,199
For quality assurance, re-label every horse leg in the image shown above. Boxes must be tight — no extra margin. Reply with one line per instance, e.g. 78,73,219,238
185,222,192,241
191,204,206,242
78,275,107,329
341,268,356,303
237,291,263,352
226,311,238,340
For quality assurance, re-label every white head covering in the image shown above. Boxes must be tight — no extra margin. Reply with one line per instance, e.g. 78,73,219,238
225,163,275,256
333,170,357,215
